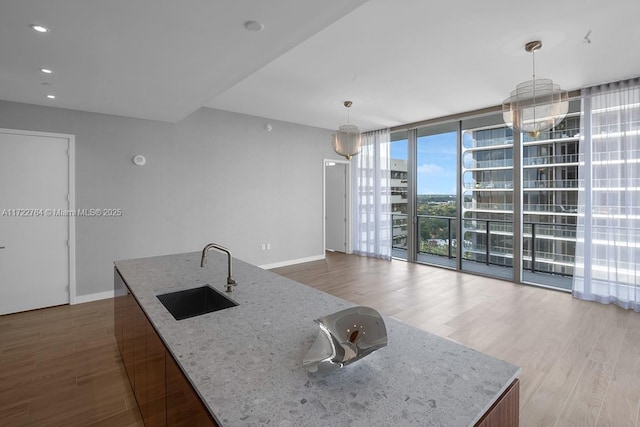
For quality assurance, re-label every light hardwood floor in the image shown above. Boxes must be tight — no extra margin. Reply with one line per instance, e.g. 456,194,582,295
0,298,143,427
1,253,638,426
272,252,640,427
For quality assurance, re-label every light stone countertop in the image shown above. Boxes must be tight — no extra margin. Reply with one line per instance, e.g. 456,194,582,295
115,251,520,427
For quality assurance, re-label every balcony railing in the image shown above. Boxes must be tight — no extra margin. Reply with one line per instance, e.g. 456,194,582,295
392,213,409,252
464,122,582,149
417,215,457,259
392,214,579,278
523,179,579,189
463,202,513,211
464,181,513,189
591,148,640,161
523,204,578,213
463,159,513,169
522,222,577,274
592,177,640,188
592,121,640,136
464,137,513,149
521,126,581,142
464,218,576,275
464,180,581,190
523,153,579,165
466,153,580,171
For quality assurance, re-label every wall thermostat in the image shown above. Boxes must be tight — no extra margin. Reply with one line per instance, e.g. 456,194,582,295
133,155,146,166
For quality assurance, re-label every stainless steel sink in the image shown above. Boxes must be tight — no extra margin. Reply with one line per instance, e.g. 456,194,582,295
157,286,238,320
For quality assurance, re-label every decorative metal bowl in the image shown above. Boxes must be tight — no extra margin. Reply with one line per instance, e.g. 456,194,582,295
303,306,388,373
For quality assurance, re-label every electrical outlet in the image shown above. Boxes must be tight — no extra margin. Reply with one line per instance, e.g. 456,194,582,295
261,243,266,250
267,243,271,250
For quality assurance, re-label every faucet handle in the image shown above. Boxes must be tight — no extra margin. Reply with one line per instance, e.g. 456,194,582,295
225,277,237,292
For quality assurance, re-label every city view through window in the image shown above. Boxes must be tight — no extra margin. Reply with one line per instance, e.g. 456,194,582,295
390,106,580,290
391,129,459,269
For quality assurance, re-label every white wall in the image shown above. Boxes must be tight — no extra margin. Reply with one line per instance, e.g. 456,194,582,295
0,100,343,299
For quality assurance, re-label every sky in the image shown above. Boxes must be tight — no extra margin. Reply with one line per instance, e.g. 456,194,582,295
391,131,457,195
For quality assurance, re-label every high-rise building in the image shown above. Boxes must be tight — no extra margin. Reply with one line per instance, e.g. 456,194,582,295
391,158,408,250
461,104,581,288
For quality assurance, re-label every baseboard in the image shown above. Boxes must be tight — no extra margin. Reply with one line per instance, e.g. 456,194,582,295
259,254,325,270
74,290,115,304
71,256,326,302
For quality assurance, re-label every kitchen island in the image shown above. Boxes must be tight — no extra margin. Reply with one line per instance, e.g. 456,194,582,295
114,251,520,426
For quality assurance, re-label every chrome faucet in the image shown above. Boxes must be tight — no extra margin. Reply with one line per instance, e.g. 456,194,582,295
200,243,237,292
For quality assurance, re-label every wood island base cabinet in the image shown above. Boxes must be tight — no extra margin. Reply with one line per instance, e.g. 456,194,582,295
115,268,218,427
475,378,519,427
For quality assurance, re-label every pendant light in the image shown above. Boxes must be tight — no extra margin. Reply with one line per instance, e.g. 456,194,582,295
331,101,361,160
502,41,569,137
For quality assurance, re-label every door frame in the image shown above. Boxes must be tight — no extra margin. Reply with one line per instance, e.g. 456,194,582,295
1,128,76,304
323,158,352,254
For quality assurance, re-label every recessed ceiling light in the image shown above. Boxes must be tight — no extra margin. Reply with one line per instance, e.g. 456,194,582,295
30,24,49,33
40,68,53,74
46,94,56,99
244,20,264,32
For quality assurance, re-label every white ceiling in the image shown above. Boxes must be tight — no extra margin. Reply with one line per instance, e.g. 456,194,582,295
2,0,639,131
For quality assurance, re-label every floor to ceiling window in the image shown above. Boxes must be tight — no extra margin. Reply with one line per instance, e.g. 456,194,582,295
390,99,581,290
461,120,514,280
415,123,458,268
521,104,580,290
390,131,408,260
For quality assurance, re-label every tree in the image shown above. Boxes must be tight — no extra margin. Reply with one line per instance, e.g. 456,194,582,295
416,200,457,255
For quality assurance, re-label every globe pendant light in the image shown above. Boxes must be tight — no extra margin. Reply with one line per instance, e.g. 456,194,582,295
502,41,569,137
332,101,361,160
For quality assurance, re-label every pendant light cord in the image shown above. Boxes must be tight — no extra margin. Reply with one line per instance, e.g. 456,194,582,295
531,46,536,82
532,47,537,125
343,101,353,125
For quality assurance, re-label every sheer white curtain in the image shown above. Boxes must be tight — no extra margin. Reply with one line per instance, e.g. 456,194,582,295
573,78,640,311
351,128,392,259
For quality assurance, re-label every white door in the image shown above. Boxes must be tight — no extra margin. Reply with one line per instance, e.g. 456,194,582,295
0,130,71,314
325,162,347,252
